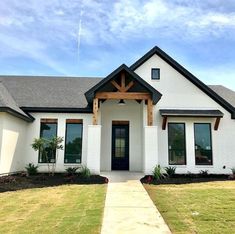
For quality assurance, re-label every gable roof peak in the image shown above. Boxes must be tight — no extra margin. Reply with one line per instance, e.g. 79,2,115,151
130,46,235,118
85,63,162,105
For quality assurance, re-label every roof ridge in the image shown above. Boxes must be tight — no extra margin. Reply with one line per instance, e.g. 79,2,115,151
0,75,104,79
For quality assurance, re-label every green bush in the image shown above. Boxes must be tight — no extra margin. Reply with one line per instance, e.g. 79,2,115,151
25,163,38,176
199,170,209,177
65,167,79,176
79,165,91,178
152,165,166,180
165,166,176,177
231,167,235,175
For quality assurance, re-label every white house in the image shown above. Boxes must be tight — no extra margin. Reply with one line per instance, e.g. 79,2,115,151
0,46,235,175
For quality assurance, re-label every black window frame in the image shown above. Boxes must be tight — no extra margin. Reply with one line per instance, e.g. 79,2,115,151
64,122,83,164
38,120,58,164
194,123,213,166
168,122,187,165
151,68,160,80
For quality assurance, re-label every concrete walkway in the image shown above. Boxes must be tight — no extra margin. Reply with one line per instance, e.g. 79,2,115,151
101,171,171,234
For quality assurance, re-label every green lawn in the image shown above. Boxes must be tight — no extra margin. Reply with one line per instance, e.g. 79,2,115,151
0,184,106,234
144,181,235,234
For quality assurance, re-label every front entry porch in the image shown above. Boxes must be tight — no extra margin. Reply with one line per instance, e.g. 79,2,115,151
85,64,161,175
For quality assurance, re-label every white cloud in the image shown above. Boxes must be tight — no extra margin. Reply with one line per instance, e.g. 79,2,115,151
0,0,235,73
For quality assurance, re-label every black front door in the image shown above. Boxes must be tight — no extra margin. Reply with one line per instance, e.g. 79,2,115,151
112,124,129,170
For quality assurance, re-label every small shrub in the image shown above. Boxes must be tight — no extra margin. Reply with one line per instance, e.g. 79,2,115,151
152,165,166,180
25,163,38,176
199,170,209,177
231,167,235,175
145,175,153,184
79,165,91,178
165,166,176,177
65,167,79,176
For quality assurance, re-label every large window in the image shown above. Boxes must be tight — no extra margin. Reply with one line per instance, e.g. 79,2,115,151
194,123,212,165
168,123,186,165
39,119,57,163
64,120,83,164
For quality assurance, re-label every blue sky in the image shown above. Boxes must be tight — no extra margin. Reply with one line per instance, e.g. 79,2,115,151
1,0,235,89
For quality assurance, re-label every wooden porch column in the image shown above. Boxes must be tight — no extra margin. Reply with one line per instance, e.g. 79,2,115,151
147,99,153,126
93,98,98,125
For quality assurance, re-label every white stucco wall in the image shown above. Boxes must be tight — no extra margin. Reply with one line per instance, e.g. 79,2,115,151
143,126,158,174
134,53,235,174
87,125,101,174
100,100,143,171
1,52,235,175
25,113,92,173
0,113,28,174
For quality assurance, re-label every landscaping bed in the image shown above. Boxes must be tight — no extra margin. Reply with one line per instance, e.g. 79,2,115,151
141,174,229,185
0,173,108,193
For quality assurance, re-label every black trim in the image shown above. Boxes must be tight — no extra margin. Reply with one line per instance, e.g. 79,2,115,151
112,124,129,170
64,122,83,164
130,46,235,118
0,107,34,122
38,121,58,164
194,123,213,166
85,64,162,105
168,122,187,166
21,107,93,113
151,68,160,80
160,109,224,117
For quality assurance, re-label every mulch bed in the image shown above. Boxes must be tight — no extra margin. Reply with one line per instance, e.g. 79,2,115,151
141,174,230,185
0,173,108,193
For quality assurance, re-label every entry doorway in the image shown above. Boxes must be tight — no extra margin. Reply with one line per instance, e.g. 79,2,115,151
111,121,129,170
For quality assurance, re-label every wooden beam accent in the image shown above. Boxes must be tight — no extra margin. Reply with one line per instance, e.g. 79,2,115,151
147,99,153,126
95,92,151,100
92,98,98,125
214,117,221,130
66,119,83,124
121,72,125,92
111,80,122,91
41,118,57,123
112,120,129,125
123,81,134,92
162,116,167,130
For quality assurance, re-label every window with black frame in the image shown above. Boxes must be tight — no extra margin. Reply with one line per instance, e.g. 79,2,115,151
151,68,160,80
194,123,212,165
64,121,83,164
168,123,186,165
39,120,57,163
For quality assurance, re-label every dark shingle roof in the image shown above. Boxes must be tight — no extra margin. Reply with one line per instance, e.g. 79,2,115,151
0,75,235,121
0,76,102,109
209,85,235,109
0,81,33,121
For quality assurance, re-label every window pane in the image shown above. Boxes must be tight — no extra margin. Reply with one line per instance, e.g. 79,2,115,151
64,123,83,163
114,128,125,158
39,123,57,163
151,68,160,80
194,124,212,165
168,123,186,165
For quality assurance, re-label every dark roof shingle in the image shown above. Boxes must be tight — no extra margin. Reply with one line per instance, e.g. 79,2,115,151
0,75,235,121
0,76,102,108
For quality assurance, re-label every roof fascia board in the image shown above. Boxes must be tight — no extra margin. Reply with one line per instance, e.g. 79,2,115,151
21,107,93,113
0,107,34,122
85,64,162,105
130,46,235,118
